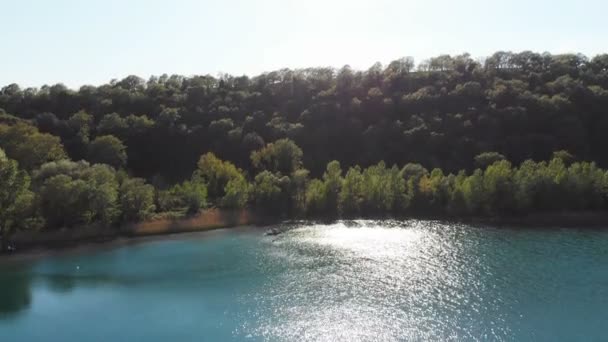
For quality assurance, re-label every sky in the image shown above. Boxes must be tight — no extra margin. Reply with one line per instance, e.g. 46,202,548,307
1,0,606,88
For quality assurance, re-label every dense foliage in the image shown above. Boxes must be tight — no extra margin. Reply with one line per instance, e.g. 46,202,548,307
2,51,608,178
1,51,608,250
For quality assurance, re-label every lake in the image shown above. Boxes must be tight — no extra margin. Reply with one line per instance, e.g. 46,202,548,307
1,220,608,341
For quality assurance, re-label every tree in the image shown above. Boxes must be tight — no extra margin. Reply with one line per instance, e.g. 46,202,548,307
552,150,576,165
512,160,545,213
16,133,68,171
483,160,515,214
290,169,310,215
251,138,303,175
119,178,156,221
32,159,91,185
475,152,506,169
67,110,93,141
360,162,406,214
65,111,94,159
196,152,246,200
322,161,343,216
305,179,327,216
448,171,469,215
168,180,208,214
98,113,128,136
251,171,289,214
242,132,265,152
563,161,606,210
221,177,250,209
157,107,181,127
0,123,67,171
461,169,484,214
88,135,127,169
417,168,448,214
0,149,39,251
157,171,209,214
339,166,364,216
126,114,154,133
39,175,86,228
36,162,119,228
402,163,429,212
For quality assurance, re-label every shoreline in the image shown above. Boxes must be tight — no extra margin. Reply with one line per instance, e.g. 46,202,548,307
459,211,608,228
4,210,608,259
4,208,267,257
0,225,266,265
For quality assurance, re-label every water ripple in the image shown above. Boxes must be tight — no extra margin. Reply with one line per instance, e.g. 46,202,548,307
3,220,608,341
244,221,526,341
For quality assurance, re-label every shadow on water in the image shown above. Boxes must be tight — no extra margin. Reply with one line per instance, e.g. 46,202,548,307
44,273,78,293
0,269,32,318
0,262,132,318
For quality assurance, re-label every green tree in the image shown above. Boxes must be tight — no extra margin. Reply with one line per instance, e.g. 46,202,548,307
221,177,250,209
360,162,406,214
251,138,303,175
562,161,606,210
474,152,506,169
305,179,327,216
126,114,154,133
196,152,246,200
0,123,67,171
417,168,449,214
37,162,119,228
67,110,93,142
462,169,484,214
32,159,91,185
339,166,364,216
289,169,310,215
448,171,469,215
401,163,429,212
119,178,156,221
512,160,544,213
169,180,208,214
483,160,515,214
322,160,343,216
98,113,128,136
0,149,40,251
252,171,289,214
552,150,576,165
88,135,127,169
157,107,181,127
16,133,68,171
39,175,86,227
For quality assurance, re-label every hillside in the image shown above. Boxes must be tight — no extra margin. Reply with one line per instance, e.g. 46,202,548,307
1,51,608,249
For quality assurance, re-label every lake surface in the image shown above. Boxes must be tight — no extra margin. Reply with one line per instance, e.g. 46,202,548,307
1,221,608,341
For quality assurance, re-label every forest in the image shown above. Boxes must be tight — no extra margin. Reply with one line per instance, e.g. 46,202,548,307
1,51,608,249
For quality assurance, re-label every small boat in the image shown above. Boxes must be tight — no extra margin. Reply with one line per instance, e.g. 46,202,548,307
264,228,281,236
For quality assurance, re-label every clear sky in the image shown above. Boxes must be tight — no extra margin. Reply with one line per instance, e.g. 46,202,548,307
1,0,606,88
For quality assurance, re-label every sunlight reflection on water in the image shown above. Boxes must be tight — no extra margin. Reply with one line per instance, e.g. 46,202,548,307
3,220,608,341
245,220,511,341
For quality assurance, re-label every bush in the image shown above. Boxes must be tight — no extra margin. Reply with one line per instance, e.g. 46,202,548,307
168,181,208,214
120,178,156,221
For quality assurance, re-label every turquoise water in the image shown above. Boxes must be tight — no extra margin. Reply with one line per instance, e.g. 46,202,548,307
1,221,608,341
